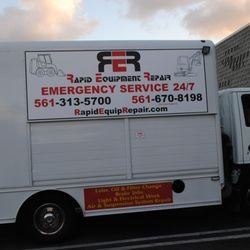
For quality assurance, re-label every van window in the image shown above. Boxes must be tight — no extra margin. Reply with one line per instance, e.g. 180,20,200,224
242,94,250,127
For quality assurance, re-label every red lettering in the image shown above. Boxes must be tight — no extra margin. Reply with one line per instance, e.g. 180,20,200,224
144,72,150,81
74,109,80,116
122,107,129,113
109,85,116,93
135,84,143,92
162,84,169,91
67,86,75,95
67,74,74,83
50,87,59,95
154,84,161,92
75,86,84,94
119,83,168,93
127,84,134,93
60,87,67,95
99,108,104,114
112,51,126,72
142,84,150,92
96,73,102,83
173,83,195,91
84,86,91,94
120,85,126,93
41,87,48,95
91,85,100,94
100,86,108,93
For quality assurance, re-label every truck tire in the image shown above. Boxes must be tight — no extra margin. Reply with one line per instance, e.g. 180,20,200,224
24,198,75,242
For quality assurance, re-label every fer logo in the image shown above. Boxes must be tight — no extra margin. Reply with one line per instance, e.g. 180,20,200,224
97,51,141,73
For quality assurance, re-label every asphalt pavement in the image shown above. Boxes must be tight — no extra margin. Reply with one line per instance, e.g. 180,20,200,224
2,205,250,250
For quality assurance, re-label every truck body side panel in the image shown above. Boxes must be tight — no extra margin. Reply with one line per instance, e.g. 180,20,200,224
31,119,128,183
0,50,30,189
30,115,220,184
0,40,224,223
131,115,219,178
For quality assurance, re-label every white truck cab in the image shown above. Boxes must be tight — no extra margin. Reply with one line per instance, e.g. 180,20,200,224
220,88,250,165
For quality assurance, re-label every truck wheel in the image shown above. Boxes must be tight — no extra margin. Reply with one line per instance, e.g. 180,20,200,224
26,198,75,242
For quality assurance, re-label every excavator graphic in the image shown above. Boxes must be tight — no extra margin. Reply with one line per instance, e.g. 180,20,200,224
174,51,202,77
29,54,65,77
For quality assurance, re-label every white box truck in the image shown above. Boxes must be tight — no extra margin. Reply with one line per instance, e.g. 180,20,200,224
0,40,248,241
